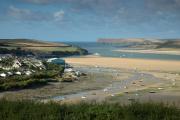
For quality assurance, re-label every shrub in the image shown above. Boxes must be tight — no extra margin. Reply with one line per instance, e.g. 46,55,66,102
0,100,179,120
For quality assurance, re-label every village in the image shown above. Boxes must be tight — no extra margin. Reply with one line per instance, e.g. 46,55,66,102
0,54,86,91
0,54,45,78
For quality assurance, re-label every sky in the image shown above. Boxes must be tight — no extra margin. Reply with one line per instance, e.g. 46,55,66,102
0,0,180,42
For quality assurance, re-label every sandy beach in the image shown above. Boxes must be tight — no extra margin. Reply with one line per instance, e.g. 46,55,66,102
114,49,180,55
62,56,180,104
1,55,179,105
64,55,180,72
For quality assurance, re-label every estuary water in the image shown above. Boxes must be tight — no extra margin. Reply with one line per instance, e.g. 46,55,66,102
67,42,180,60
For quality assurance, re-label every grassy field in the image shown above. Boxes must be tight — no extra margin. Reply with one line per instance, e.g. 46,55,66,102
0,39,88,56
0,99,179,120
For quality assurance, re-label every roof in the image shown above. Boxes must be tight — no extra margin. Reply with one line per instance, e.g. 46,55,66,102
50,58,65,65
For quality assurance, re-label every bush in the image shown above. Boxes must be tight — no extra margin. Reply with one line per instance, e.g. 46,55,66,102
0,100,179,120
0,79,47,91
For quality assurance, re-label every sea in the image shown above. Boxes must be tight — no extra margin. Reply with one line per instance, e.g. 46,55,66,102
66,42,180,61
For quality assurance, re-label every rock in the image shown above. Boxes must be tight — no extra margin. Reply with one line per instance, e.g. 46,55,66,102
132,82,136,84
75,71,81,77
149,91,156,93
81,73,87,76
139,80,143,82
81,96,86,99
91,92,96,95
103,88,108,92
62,74,78,82
128,98,135,101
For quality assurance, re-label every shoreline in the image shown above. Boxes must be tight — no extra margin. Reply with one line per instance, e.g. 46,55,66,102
64,55,180,72
0,55,179,105
0,62,179,105
114,49,180,55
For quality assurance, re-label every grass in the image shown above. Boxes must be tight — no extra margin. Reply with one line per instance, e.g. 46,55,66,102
0,39,88,56
0,99,179,120
25,46,78,52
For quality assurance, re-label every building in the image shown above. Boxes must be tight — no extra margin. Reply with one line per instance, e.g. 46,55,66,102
47,58,65,66
0,73,6,77
12,60,22,68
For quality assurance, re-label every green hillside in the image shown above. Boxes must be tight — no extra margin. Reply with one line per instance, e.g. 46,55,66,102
0,39,88,57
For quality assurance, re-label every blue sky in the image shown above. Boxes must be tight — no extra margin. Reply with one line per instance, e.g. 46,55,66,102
0,0,180,42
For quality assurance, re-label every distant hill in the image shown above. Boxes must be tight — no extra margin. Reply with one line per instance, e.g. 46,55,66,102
156,40,180,49
0,39,88,57
98,38,147,43
97,38,180,49
0,39,69,47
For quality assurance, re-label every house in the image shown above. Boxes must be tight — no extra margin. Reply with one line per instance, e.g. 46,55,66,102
47,58,65,66
12,60,21,68
25,71,32,76
7,72,13,76
64,68,74,72
15,71,21,75
47,58,58,62
0,73,6,77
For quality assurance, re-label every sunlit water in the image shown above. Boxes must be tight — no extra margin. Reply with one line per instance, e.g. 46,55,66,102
67,42,180,60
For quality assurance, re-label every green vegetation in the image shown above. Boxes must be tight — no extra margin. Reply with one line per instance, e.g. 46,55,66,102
97,38,180,50
0,62,64,91
156,40,180,49
0,39,88,57
0,99,179,120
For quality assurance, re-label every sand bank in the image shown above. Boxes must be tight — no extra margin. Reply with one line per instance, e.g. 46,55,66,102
64,56,180,72
114,49,180,55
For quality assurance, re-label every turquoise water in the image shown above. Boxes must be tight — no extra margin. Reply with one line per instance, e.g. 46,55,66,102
67,42,180,60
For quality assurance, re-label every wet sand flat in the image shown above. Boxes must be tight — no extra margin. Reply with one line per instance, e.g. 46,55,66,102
1,56,179,105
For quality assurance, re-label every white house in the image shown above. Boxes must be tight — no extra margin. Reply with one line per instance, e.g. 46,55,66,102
25,71,32,76
64,68,74,73
0,73,6,77
15,71,21,75
12,60,22,68
7,72,13,76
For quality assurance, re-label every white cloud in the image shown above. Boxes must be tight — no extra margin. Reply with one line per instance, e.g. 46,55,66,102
8,5,32,19
7,5,50,21
22,0,55,4
54,10,65,21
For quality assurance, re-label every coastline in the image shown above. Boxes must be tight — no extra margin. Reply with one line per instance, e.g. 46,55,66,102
114,49,180,55
0,55,179,105
0,57,179,105
64,55,180,72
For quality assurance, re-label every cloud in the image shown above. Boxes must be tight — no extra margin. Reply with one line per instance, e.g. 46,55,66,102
9,0,180,26
8,5,31,19
21,0,56,4
54,10,64,21
7,5,50,21
7,5,66,22
147,0,180,12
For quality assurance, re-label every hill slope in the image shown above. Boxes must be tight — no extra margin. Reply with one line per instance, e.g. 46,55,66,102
97,38,180,49
0,39,88,57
